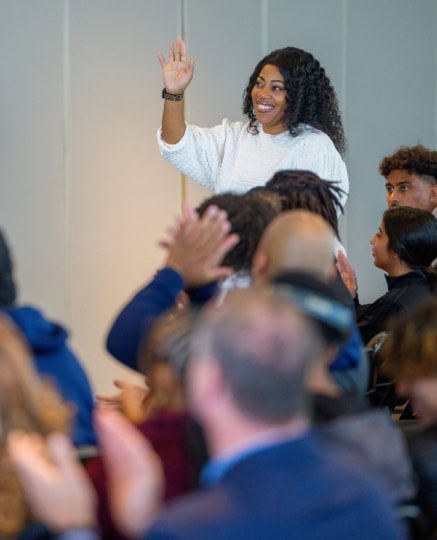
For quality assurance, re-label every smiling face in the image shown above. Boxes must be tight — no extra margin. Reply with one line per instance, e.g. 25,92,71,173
251,64,288,135
385,170,437,212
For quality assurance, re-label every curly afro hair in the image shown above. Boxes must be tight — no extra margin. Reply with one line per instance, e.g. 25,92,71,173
196,192,278,272
379,145,437,182
265,170,344,238
242,47,346,156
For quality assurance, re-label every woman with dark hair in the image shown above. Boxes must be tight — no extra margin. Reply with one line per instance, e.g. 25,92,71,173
339,206,437,344
157,38,348,206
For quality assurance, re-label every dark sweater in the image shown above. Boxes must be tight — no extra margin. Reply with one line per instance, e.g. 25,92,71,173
355,270,433,345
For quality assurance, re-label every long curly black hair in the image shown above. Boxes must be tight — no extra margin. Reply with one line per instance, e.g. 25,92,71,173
242,47,346,156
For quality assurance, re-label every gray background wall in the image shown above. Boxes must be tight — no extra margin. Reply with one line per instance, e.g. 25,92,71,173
1,0,436,393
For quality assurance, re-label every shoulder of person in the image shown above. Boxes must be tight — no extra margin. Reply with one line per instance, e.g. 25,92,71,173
296,124,338,150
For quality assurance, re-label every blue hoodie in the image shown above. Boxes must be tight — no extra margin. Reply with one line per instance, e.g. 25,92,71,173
4,305,96,446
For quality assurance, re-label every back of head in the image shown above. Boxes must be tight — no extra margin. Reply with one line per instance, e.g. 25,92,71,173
190,288,321,424
242,47,346,155
383,206,437,268
379,144,437,182
381,296,437,381
265,170,344,237
254,209,335,281
0,231,16,308
272,271,354,348
0,315,71,535
196,192,278,273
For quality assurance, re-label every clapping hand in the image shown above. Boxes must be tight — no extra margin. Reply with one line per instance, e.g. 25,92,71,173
158,37,194,94
336,250,358,298
161,204,239,288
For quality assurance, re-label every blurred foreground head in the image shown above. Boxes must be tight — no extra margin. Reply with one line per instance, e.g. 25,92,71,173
382,297,437,426
188,288,323,426
0,316,71,535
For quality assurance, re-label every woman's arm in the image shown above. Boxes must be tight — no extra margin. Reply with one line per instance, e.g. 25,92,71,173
158,37,194,144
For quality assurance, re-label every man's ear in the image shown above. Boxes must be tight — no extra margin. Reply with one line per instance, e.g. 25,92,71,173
327,259,337,282
429,183,437,207
252,249,269,282
187,358,226,420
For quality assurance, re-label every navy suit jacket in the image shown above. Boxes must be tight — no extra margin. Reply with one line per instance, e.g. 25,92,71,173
145,433,405,540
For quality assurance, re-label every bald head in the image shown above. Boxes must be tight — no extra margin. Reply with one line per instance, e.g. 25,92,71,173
253,210,336,282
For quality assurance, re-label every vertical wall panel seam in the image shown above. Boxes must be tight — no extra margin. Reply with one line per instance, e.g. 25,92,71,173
63,0,71,326
260,0,268,57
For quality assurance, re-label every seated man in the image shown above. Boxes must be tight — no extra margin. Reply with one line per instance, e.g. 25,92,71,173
252,209,369,393
8,288,405,539
0,230,96,446
379,144,437,217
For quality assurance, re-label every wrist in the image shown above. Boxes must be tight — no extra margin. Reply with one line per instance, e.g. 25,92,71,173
164,262,186,279
162,88,184,101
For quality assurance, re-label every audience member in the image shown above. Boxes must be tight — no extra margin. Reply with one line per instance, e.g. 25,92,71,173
253,209,368,392
0,315,72,538
269,272,415,505
381,297,437,532
338,206,437,344
106,192,275,371
380,144,437,216
0,230,96,447
196,192,278,289
8,289,405,539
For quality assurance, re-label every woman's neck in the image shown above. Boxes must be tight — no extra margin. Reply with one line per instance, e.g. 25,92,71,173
385,260,414,277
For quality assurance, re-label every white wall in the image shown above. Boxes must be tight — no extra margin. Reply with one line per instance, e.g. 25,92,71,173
1,0,436,393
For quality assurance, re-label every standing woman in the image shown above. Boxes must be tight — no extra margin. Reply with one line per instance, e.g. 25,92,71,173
157,38,348,207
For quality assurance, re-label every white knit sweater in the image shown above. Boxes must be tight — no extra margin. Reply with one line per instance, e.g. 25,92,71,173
157,119,349,208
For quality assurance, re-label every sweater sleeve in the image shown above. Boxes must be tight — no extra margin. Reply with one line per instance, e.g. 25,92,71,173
308,151,349,211
106,268,185,371
157,120,234,190
355,298,400,346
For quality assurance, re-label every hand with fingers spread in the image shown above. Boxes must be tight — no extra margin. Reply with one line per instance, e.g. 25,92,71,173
336,250,358,298
7,431,97,533
162,204,239,288
158,37,194,95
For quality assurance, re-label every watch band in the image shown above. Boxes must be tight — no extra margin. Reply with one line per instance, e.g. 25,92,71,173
162,88,184,101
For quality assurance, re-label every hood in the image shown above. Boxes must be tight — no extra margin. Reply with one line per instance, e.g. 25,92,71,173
4,305,68,354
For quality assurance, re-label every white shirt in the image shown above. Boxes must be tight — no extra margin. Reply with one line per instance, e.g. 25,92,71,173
157,119,349,209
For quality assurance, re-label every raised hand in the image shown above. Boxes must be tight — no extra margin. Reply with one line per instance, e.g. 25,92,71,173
161,204,239,288
158,37,194,94
8,431,97,532
94,409,164,537
96,378,153,425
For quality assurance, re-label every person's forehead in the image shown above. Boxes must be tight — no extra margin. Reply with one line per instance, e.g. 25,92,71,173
386,169,428,186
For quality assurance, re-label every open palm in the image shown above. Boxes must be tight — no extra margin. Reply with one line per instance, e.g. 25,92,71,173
158,37,194,94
